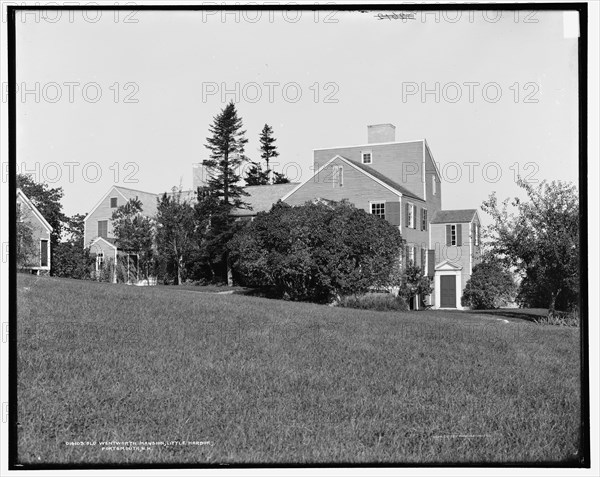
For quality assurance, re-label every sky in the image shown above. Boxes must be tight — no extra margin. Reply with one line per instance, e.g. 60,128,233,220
12,8,579,222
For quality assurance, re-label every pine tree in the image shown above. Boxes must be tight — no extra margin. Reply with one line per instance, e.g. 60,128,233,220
259,124,279,183
245,161,270,186
204,102,249,208
272,171,290,184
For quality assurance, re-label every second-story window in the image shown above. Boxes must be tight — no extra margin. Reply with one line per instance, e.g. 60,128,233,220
98,220,108,239
422,208,428,231
371,202,385,220
110,197,118,208
361,151,372,164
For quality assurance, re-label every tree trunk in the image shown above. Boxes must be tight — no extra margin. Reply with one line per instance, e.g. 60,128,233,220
549,288,561,314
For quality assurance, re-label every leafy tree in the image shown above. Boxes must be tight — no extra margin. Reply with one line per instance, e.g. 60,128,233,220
229,200,404,303
155,190,196,285
204,101,249,208
481,178,579,312
244,161,270,186
52,213,94,279
259,123,279,180
17,174,67,274
400,265,433,307
461,261,516,309
112,198,155,280
17,174,66,247
16,207,36,269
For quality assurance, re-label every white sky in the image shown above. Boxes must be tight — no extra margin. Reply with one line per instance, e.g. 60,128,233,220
12,8,579,222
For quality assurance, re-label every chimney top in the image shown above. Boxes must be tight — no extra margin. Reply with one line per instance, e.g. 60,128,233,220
367,124,396,144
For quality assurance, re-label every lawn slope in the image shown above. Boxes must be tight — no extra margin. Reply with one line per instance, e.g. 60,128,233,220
16,275,581,464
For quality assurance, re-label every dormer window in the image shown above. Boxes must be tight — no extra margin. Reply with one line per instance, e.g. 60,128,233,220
361,151,372,164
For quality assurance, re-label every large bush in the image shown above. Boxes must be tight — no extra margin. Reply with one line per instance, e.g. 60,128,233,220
461,261,516,310
229,200,404,303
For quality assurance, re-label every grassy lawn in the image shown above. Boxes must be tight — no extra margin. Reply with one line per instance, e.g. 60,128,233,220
16,274,581,465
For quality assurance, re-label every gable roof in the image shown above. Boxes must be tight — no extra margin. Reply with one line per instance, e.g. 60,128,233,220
430,209,478,224
343,157,423,201
281,154,424,202
231,183,299,217
17,188,53,232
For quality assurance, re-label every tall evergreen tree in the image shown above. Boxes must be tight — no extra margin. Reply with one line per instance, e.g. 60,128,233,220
204,101,249,208
259,124,279,177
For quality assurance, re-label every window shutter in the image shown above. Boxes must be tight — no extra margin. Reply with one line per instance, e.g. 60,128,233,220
427,249,435,277
446,225,451,246
386,201,400,226
405,203,409,227
404,245,410,266
457,224,463,246
421,248,426,270
419,208,423,231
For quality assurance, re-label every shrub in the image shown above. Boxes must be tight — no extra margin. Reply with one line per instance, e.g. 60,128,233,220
229,200,404,303
337,293,409,312
461,261,516,309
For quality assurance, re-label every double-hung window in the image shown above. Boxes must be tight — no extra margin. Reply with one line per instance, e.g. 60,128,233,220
371,202,385,220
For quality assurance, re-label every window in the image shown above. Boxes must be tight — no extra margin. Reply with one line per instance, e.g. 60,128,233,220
406,245,415,266
332,165,343,187
432,176,437,195
406,203,416,228
98,220,108,238
96,251,105,271
110,197,118,208
422,208,428,231
474,223,479,246
445,224,463,246
371,202,385,219
40,240,48,267
361,151,372,164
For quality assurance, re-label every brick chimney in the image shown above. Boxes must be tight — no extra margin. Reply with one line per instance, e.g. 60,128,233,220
367,124,396,144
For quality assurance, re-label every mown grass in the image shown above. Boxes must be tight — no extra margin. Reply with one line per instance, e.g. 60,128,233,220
16,274,581,465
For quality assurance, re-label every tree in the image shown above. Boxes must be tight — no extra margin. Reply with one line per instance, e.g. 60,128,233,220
17,174,67,274
16,207,36,269
192,187,244,282
461,261,516,309
259,124,279,182
244,161,270,186
52,213,94,279
272,171,290,184
17,174,66,246
229,200,404,303
400,265,433,308
204,101,250,208
112,198,155,280
155,190,196,285
481,178,579,312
